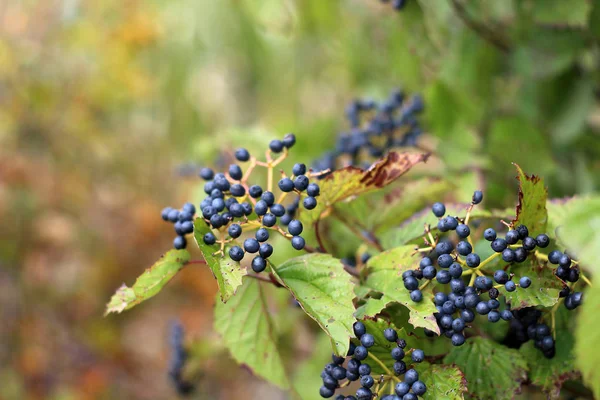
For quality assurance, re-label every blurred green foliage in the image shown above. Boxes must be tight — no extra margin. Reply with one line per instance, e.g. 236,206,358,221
0,0,599,399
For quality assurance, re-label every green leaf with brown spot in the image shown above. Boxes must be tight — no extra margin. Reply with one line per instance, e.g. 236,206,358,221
214,278,289,389
418,363,468,400
512,163,548,237
300,152,430,225
272,253,356,357
502,259,562,309
105,249,190,315
444,337,528,400
355,245,439,334
194,218,247,302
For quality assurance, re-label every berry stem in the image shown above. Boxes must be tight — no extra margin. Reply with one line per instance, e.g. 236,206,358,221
419,279,431,291
550,300,561,339
468,272,477,287
332,210,384,252
415,246,433,253
367,353,400,382
315,219,329,253
580,272,593,287
267,165,273,193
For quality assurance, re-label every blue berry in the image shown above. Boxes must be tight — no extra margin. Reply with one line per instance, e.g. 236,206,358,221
228,164,242,180
502,249,515,263
395,382,410,397
360,333,375,348
456,241,472,256
384,328,398,342
436,270,451,284
536,234,550,248
466,253,481,268
291,236,306,250
422,265,436,280
229,246,245,261
282,133,296,148
304,196,317,210
244,238,260,253
500,310,513,320
319,386,334,398
522,236,537,251
259,243,273,258
391,347,405,360
449,263,463,278
484,228,497,241
452,318,465,332
353,321,366,338
472,190,483,204
199,167,214,180
307,183,320,197
209,214,224,228
488,311,500,322
261,191,275,206
438,254,454,268
292,163,306,176
436,241,454,254
278,178,295,192
269,139,284,153
228,223,242,238
412,380,427,396
451,333,465,346
505,281,516,292
354,346,368,360
294,175,310,191
456,224,470,238
270,204,285,217
491,238,507,252
505,230,519,244
358,364,371,376
411,349,425,363
519,277,532,288
174,236,187,249
493,270,509,284
488,299,500,309
444,216,459,230
355,387,372,400
168,209,180,222
548,250,563,264
203,232,216,245
254,200,268,216
476,301,491,315
235,148,250,162
404,277,419,290
182,203,196,215
249,185,263,198
262,213,277,227
515,225,529,240
256,228,269,242
432,202,446,217
404,369,419,385
288,220,303,236
360,375,374,388
410,290,423,302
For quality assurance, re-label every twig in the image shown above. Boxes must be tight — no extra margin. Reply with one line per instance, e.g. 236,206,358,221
315,219,329,253
449,0,511,53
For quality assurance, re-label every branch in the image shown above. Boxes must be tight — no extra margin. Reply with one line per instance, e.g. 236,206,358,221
449,0,511,53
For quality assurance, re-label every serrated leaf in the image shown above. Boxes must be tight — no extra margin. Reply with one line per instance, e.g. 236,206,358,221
214,279,289,389
105,249,190,315
301,152,430,225
418,363,467,400
334,178,454,235
546,196,598,237
556,196,600,275
355,246,439,334
272,254,356,357
444,337,528,400
512,164,548,237
357,319,407,375
575,285,600,398
521,308,578,399
502,260,561,309
193,218,247,302
380,204,512,249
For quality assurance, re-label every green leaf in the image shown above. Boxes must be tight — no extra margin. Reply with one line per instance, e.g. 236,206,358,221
417,363,467,400
575,285,600,398
300,152,430,225
193,218,247,302
531,0,592,27
105,249,190,315
512,163,548,237
333,178,454,236
444,337,528,400
272,254,356,357
502,260,561,309
521,308,578,399
546,196,598,238
556,196,600,274
214,279,289,389
355,246,439,334
380,203,511,249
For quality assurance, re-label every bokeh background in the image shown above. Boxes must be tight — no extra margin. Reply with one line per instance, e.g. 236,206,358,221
1,0,599,399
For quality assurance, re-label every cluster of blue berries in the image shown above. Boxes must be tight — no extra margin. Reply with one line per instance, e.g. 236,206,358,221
405,191,540,347
168,321,194,395
162,134,321,273
505,308,556,358
313,89,423,175
319,322,426,399
548,250,584,310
